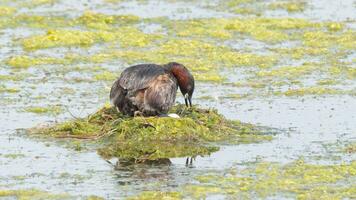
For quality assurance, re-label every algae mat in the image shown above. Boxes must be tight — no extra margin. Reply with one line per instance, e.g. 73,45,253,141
129,160,356,199
28,104,273,162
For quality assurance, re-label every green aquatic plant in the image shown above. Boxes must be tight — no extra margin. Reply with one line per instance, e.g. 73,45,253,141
302,30,356,50
224,17,319,43
326,22,344,32
127,191,182,200
78,11,140,29
256,63,318,79
0,6,16,16
0,189,70,200
24,106,62,115
317,79,339,85
29,104,272,161
22,27,160,50
0,189,103,200
20,0,57,7
275,86,341,96
129,160,356,199
271,47,329,59
0,73,30,81
6,55,66,68
94,71,117,81
0,85,19,93
184,160,356,199
2,153,25,159
268,1,306,12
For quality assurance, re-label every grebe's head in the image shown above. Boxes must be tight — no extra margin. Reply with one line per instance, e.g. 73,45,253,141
164,62,195,107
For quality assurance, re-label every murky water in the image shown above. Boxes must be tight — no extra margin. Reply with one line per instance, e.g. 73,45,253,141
0,0,355,199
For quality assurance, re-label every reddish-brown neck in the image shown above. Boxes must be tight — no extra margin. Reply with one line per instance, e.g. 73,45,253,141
164,62,194,96
171,66,189,90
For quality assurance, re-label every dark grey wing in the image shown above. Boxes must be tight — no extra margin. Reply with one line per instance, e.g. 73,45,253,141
110,64,168,116
143,74,178,115
110,79,122,104
118,64,167,92
110,79,137,116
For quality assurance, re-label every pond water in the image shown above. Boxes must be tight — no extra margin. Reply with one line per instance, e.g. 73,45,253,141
0,0,355,199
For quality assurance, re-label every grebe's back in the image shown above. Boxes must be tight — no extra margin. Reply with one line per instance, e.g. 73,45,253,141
110,64,177,116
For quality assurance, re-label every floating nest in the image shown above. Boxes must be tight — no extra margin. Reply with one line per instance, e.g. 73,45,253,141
29,104,273,162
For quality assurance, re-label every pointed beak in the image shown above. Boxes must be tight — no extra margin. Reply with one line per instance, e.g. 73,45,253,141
184,94,192,107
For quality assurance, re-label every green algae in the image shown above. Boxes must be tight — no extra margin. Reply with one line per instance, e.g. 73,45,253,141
92,38,277,69
0,11,138,31
0,6,16,16
185,160,356,199
256,63,317,79
0,3,352,92
223,17,319,43
326,22,344,32
127,191,182,200
216,0,264,16
94,71,117,81
0,189,103,200
275,86,342,96
78,11,140,29
0,85,20,93
0,189,70,200
9,13,353,87
317,79,339,86
0,73,30,81
24,106,62,115
131,160,356,199
6,55,66,68
29,104,272,161
268,1,306,12
168,19,233,40
22,29,109,50
20,0,57,8
2,153,25,159
0,14,72,30
302,30,356,50
22,27,160,50
272,47,329,59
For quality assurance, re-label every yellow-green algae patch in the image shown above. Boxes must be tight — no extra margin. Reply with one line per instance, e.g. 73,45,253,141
256,63,317,79
94,71,117,81
184,160,356,199
275,86,342,96
302,30,356,50
0,189,103,200
0,85,20,93
127,191,182,200
20,0,57,8
6,55,67,68
29,104,272,162
223,17,319,43
78,11,140,29
24,106,62,115
131,160,356,199
0,6,16,16
88,38,277,71
268,1,306,12
0,73,30,81
22,27,161,50
0,189,70,200
271,47,329,59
